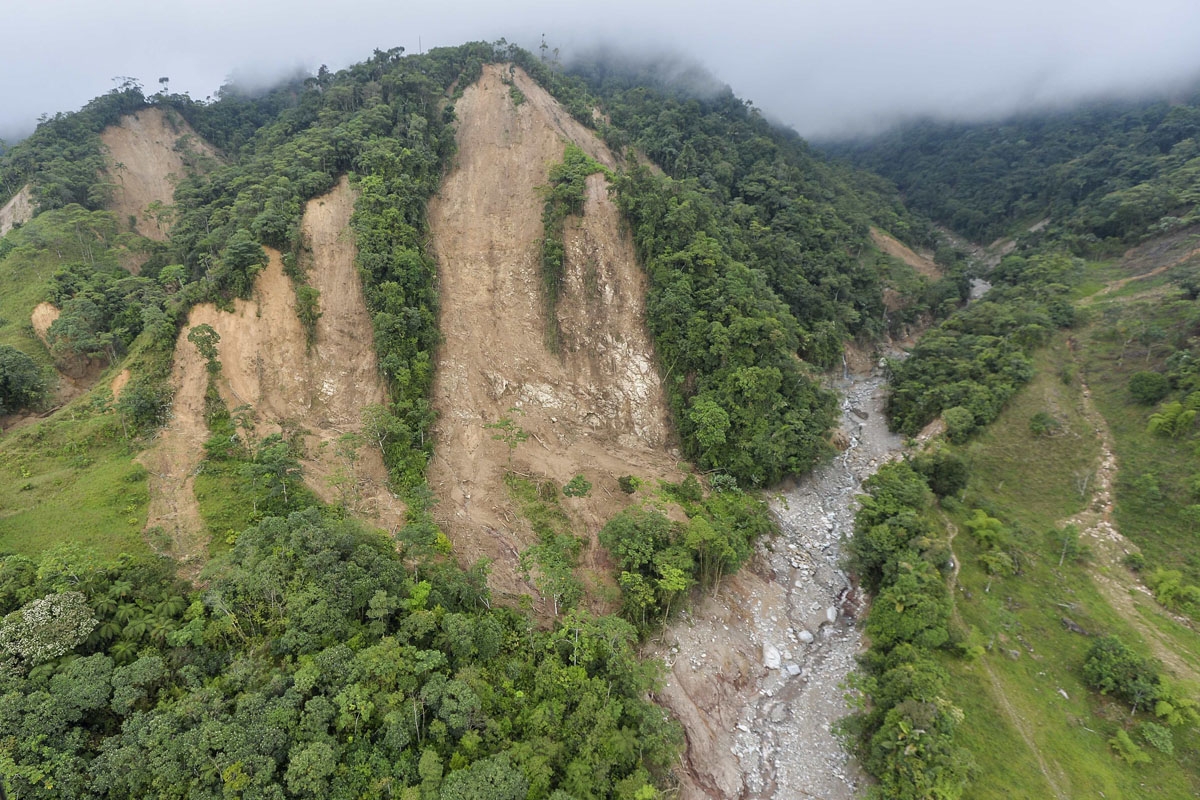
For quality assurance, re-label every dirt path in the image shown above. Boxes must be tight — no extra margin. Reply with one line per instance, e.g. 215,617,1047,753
943,514,1069,800
653,368,904,799
1060,344,1200,684
425,64,681,602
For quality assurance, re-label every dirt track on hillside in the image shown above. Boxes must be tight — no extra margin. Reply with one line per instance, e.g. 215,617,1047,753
426,64,682,604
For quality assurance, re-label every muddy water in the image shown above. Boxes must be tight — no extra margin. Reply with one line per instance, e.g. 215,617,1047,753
659,367,906,799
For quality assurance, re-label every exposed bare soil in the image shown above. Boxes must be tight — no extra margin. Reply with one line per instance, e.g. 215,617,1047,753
109,369,130,401
426,64,682,603
139,318,211,575
100,108,220,241
30,302,59,345
870,227,940,279
141,178,402,571
0,185,33,237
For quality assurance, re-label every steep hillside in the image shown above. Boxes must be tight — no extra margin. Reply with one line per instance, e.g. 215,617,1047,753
100,107,220,241
829,89,1200,247
0,184,32,237
142,177,400,570
427,64,682,600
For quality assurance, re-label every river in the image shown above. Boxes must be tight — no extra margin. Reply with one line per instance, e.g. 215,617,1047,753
655,365,907,799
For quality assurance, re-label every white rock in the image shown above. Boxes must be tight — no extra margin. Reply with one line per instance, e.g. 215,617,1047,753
798,630,815,644
826,606,839,624
786,663,802,676
762,644,782,670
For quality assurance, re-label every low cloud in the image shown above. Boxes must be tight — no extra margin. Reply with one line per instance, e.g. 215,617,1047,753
3,0,1200,143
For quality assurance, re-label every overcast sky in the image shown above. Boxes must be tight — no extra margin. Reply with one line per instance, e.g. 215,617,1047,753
4,0,1200,143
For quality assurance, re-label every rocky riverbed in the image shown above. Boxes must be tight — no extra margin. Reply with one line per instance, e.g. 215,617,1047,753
654,365,906,799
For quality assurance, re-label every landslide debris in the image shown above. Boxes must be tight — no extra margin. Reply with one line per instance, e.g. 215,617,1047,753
0,185,33,237
426,64,682,601
142,177,401,571
100,107,220,241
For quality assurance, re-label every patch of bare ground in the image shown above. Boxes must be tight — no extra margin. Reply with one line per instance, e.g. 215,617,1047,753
141,177,402,574
100,108,220,242
870,227,940,279
1059,343,1200,684
109,369,131,401
22,301,104,413
425,63,683,606
0,185,34,237
139,317,211,577
1089,226,1200,301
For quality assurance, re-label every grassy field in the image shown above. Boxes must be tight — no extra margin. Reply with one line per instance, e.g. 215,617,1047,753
0,405,151,559
940,327,1200,798
1079,291,1200,586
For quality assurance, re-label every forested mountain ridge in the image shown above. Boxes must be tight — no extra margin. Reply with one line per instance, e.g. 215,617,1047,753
826,86,1200,249
0,41,949,800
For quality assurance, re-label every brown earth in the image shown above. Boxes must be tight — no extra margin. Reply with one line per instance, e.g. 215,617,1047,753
0,185,34,237
141,177,402,572
870,227,940,279
100,107,220,241
426,63,683,604
109,369,131,401
30,302,60,345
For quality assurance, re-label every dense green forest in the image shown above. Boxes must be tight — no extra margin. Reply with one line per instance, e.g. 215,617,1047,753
828,88,1200,248
0,40,949,798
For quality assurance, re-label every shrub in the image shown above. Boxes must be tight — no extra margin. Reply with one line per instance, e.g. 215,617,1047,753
0,345,47,414
1128,371,1169,405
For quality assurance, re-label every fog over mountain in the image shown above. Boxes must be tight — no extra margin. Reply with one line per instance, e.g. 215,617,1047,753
4,0,1200,142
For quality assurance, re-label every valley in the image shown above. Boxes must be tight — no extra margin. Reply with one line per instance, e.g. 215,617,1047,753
2,38,1200,800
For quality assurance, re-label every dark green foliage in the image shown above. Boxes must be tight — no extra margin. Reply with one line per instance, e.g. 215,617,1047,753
910,448,969,498
569,58,936,343
0,511,679,799
600,484,770,633
0,345,46,414
1082,635,1161,712
831,91,1200,246
887,252,1079,438
613,165,837,485
839,462,972,799
1129,371,1170,405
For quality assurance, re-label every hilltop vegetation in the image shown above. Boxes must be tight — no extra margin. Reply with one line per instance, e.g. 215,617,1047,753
830,87,1200,248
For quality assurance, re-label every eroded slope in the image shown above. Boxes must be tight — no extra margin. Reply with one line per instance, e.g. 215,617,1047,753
101,107,219,240
142,178,401,570
0,185,33,237
426,64,681,599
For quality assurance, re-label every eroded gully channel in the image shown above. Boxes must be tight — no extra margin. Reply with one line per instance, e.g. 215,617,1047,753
655,364,906,799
